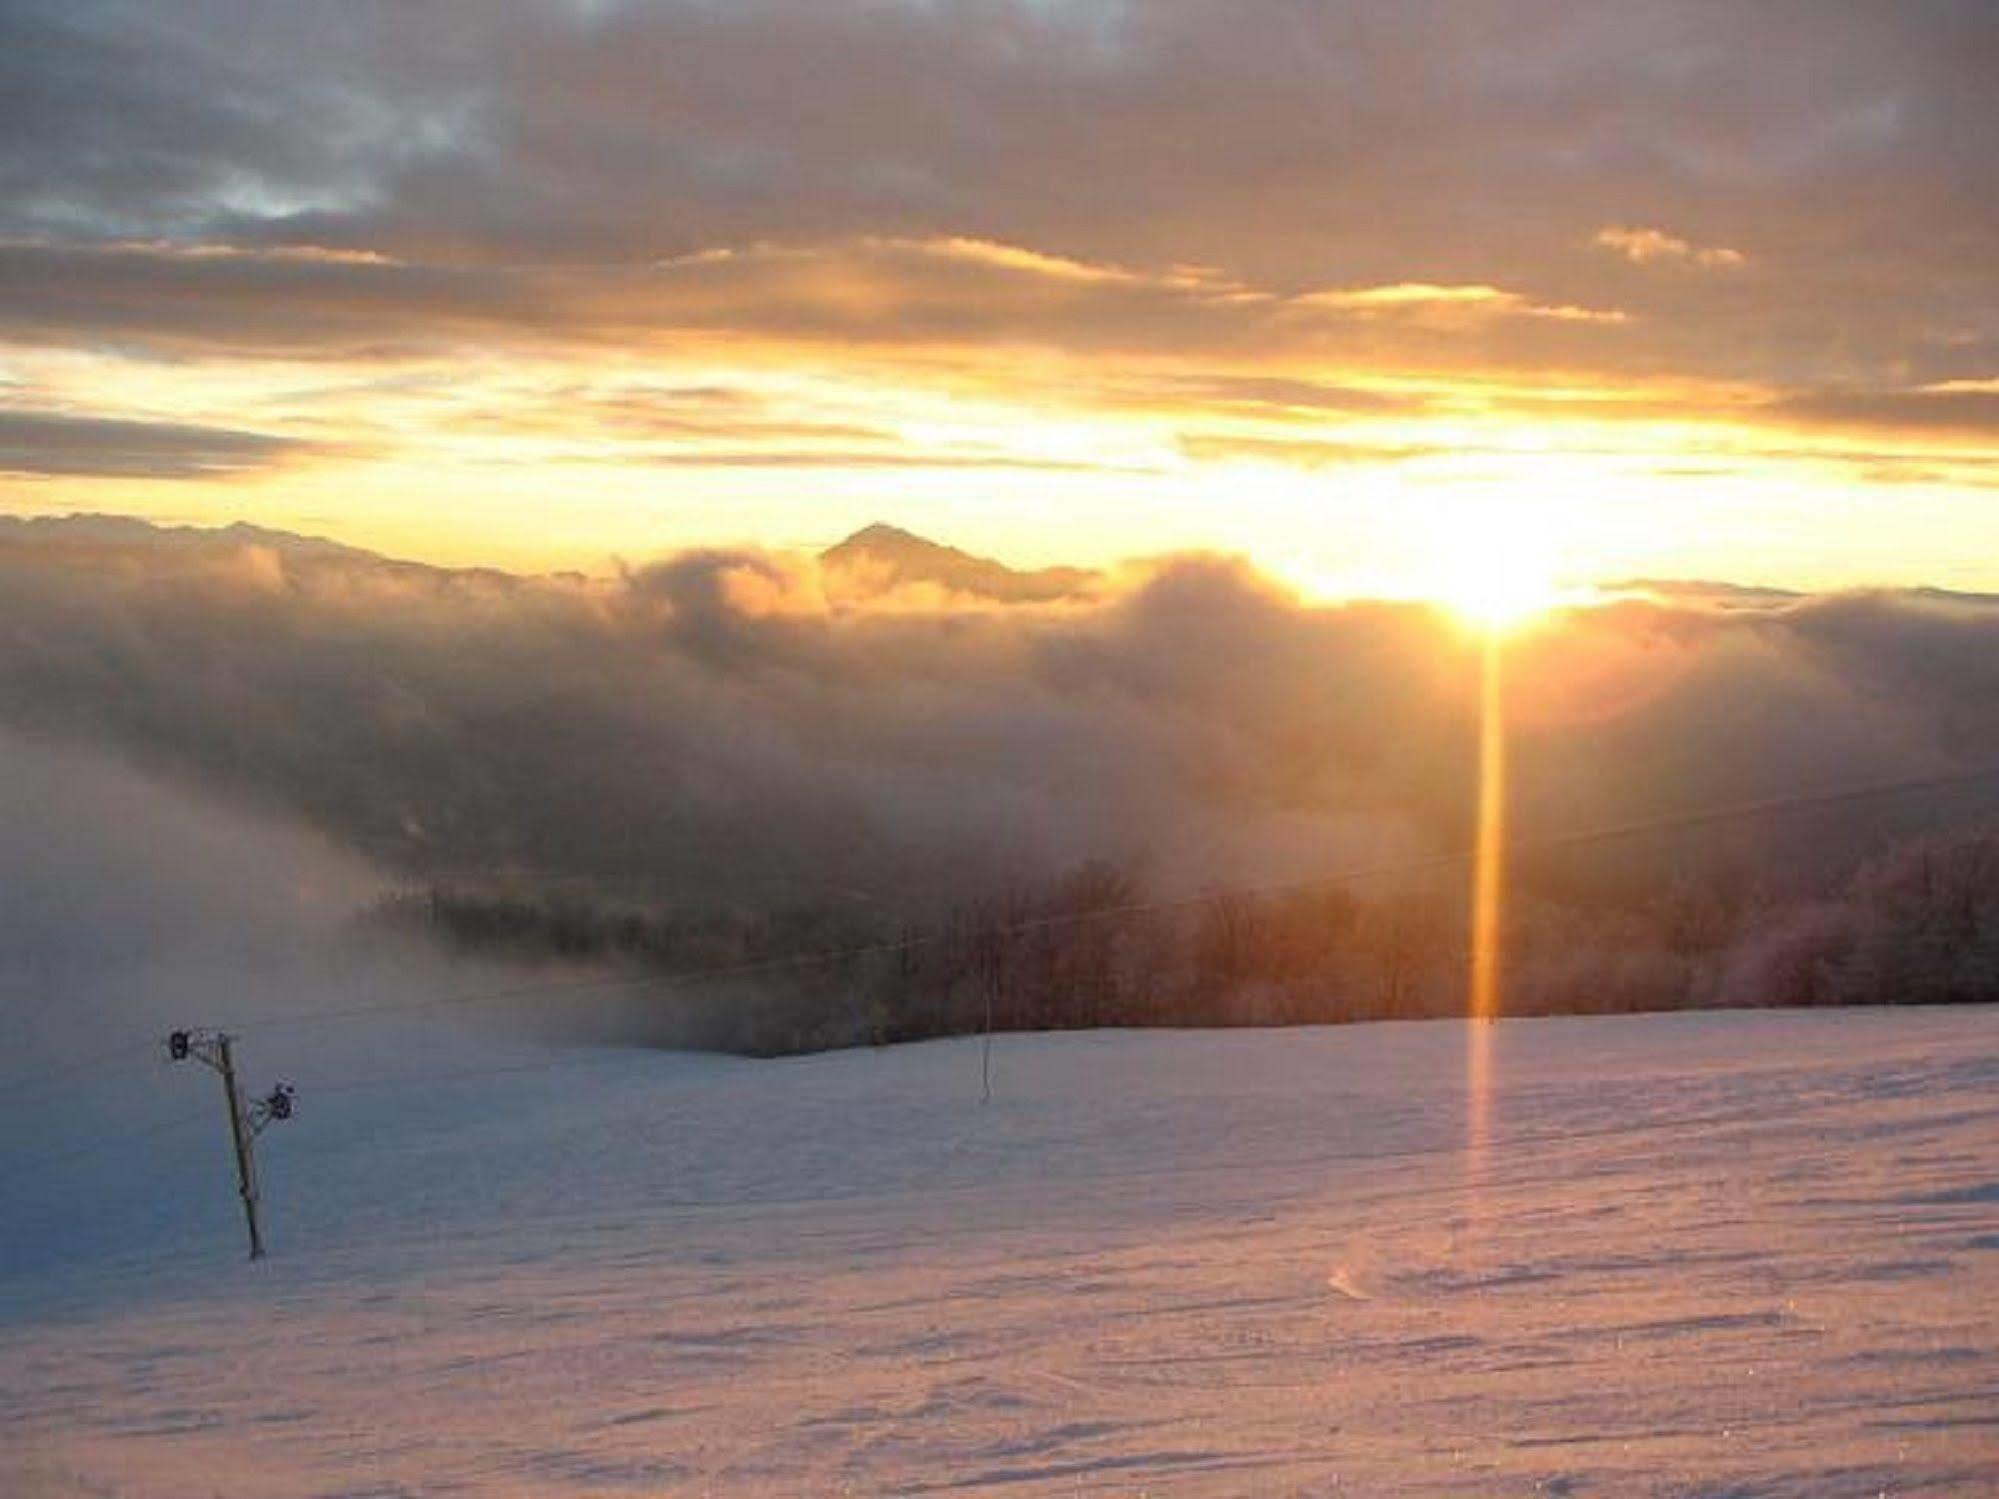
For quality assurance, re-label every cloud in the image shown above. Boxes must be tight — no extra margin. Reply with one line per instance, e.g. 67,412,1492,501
0,724,427,1174
1293,283,1629,325
5,522,1995,1276
0,408,316,478
0,1,1992,399
1106,374,1430,420
0,234,1637,379
2,0,1994,475
1593,226,1747,270
1772,387,1999,439
0,239,528,359
1174,433,1437,469
0,516,1993,934
0,719,624,1273
0,728,378,988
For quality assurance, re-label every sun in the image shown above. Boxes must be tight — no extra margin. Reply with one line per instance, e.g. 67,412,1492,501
1424,510,1565,632
1440,556,1561,631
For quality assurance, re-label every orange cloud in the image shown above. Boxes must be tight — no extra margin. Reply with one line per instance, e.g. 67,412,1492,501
1593,226,1747,271
1295,282,1629,325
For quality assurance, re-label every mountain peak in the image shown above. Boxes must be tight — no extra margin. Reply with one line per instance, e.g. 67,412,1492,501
822,523,1097,603
838,521,929,548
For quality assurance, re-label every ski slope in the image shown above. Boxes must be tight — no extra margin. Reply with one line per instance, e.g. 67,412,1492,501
3,1008,1996,1496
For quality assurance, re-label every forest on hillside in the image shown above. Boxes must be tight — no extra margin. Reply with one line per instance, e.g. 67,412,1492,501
371,825,1999,1057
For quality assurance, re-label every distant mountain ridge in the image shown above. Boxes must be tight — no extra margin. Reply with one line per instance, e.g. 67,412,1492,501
0,512,374,560
12,514,1986,610
1,514,1103,602
822,522,1099,602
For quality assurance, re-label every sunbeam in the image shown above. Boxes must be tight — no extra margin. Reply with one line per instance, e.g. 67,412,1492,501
1466,629,1508,1188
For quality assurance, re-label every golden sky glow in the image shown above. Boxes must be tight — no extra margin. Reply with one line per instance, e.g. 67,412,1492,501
1,4,1995,596
6,327,1995,595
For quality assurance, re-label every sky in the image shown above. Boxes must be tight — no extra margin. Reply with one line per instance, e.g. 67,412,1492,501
1,0,1995,595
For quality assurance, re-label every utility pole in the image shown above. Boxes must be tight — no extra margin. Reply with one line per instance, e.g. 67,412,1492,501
167,1030,294,1261
978,920,1002,1107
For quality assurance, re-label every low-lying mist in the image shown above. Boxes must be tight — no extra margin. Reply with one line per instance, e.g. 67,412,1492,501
1,513,1995,1070
0,729,538,1147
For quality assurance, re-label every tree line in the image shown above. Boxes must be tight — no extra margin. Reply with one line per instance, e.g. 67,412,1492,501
365,826,1999,1057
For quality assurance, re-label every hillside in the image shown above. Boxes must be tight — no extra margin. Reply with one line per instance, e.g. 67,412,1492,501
4,1009,1995,1495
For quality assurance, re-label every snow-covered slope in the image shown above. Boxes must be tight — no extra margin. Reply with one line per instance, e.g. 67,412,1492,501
3,1009,1996,1496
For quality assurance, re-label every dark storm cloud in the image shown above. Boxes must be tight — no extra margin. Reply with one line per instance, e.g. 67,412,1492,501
0,1,1993,400
0,517,1993,923
0,408,315,478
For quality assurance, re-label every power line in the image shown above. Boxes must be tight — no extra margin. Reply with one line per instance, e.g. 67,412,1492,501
220,764,1999,1110
206,1046,1856,1258
1,1049,656,1190
6,761,1997,1094
221,760,1999,1040
6,761,1993,1221
1496,763,1999,856
306,1049,648,1099
0,1108,209,1186
0,1038,162,1107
